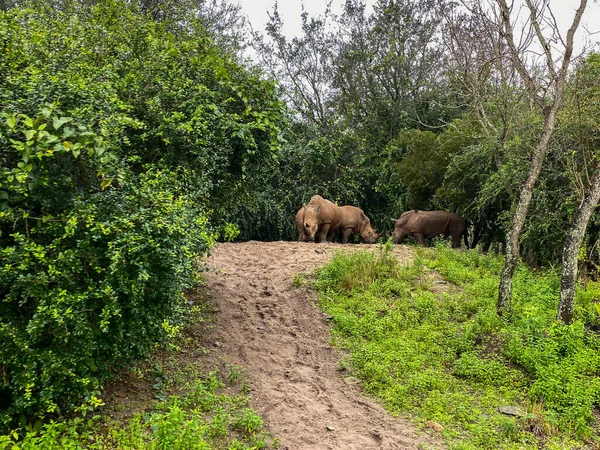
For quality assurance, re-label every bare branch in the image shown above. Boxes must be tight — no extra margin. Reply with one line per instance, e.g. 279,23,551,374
497,0,541,103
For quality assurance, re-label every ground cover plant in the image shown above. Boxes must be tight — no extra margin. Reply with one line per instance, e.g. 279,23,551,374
315,243,600,449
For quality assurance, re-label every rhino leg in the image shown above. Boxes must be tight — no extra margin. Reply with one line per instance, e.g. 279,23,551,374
340,227,353,244
317,223,331,243
413,232,426,246
326,227,338,242
451,234,461,248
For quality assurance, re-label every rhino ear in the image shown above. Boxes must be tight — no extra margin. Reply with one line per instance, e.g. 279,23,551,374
391,218,398,223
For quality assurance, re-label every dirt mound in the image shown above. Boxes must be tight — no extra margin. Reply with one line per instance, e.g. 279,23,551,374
204,241,443,450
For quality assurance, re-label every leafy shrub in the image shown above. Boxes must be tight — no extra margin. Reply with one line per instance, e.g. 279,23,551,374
0,169,216,427
0,372,273,449
0,0,284,428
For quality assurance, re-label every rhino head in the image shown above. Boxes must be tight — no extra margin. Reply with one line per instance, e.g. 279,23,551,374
390,217,408,244
359,213,381,243
303,204,320,242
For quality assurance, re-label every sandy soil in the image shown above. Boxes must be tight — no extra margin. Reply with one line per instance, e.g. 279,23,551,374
204,241,444,450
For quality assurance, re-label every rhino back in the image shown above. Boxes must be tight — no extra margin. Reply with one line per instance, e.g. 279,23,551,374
339,206,360,230
416,211,465,236
308,195,340,225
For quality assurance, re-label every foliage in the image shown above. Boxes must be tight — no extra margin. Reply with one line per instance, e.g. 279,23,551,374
315,244,600,448
0,371,274,449
0,0,284,428
0,168,216,427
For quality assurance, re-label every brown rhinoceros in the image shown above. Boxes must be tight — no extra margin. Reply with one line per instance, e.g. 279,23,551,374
338,206,381,244
301,195,342,243
391,210,468,248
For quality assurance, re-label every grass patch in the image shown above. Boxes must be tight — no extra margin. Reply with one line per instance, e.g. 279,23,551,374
315,242,600,449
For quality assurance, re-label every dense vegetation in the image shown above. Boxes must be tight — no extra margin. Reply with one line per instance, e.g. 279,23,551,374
316,244,600,449
0,0,283,430
250,0,600,264
0,294,276,449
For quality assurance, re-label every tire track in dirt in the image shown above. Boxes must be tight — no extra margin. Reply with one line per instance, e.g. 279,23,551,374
204,241,444,450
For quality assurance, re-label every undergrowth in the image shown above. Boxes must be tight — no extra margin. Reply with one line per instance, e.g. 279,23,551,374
315,242,600,450
1,286,276,450
1,371,273,450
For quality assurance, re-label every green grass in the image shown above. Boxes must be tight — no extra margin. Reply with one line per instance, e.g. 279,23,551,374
315,242,600,449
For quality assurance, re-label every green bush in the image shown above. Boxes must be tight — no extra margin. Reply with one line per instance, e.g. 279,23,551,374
0,169,216,427
0,0,283,429
0,371,273,449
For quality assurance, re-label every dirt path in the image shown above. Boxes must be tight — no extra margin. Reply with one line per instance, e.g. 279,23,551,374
204,241,443,450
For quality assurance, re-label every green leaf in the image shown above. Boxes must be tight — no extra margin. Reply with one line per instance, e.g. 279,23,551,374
20,115,33,127
53,117,73,130
5,115,16,129
62,127,75,138
100,178,113,190
24,130,36,141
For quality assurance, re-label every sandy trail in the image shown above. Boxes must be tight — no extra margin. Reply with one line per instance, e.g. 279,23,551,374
204,241,443,450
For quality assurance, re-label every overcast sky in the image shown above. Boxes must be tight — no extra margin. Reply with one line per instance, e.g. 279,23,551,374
240,0,600,54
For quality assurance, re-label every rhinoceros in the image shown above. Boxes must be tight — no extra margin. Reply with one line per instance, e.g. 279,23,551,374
338,206,381,244
391,210,468,248
301,195,342,243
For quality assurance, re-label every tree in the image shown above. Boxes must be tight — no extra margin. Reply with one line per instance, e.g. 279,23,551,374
495,0,587,315
557,54,600,324
252,3,336,129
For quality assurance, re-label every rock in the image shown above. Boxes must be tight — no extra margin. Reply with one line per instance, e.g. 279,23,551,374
343,376,361,385
426,421,444,432
497,406,526,417
315,249,325,254
326,425,335,431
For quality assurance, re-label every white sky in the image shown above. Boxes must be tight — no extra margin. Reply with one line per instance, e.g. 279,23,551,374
241,0,373,37
240,0,600,54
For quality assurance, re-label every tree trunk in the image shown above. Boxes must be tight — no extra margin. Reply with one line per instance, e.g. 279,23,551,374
558,169,600,324
497,108,559,315
496,0,587,316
